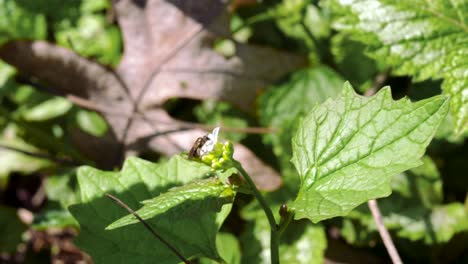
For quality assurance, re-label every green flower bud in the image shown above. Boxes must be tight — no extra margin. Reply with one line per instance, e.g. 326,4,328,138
189,128,237,180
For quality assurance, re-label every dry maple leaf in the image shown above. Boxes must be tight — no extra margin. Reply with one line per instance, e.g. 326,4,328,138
0,0,306,190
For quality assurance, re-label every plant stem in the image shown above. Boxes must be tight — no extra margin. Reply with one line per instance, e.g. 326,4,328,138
234,161,279,264
368,199,402,264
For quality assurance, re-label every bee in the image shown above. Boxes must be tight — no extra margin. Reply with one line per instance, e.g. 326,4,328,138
188,127,220,159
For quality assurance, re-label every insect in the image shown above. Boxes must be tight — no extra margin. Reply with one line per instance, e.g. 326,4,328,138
188,127,219,159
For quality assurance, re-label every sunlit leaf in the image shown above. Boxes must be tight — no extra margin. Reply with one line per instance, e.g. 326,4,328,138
291,82,449,222
331,0,468,135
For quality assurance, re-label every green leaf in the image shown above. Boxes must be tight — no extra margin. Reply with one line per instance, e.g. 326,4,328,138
330,32,382,92
331,0,468,135
278,221,327,264
0,125,51,188
0,60,15,88
291,82,449,222
240,188,327,264
0,0,47,45
81,0,109,13
55,14,122,66
22,97,73,121
199,232,241,264
75,110,108,137
6,85,39,105
44,169,80,208
403,156,442,208
69,155,235,263
12,0,121,65
106,178,234,229
275,1,330,45
260,66,344,132
344,201,468,245
0,206,27,252
397,203,468,244
259,66,344,185
194,100,249,142
32,209,79,230
241,200,326,264
342,156,467,245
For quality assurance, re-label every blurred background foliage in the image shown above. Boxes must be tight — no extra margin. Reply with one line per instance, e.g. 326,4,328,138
0,0,467,263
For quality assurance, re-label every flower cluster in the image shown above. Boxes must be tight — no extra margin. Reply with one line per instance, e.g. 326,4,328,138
201,140,234,170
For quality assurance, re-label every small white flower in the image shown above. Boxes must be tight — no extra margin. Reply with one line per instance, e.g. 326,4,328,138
198,127,219,156
188,127,220,159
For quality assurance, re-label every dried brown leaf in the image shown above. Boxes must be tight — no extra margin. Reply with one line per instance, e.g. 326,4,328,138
0,0,307,190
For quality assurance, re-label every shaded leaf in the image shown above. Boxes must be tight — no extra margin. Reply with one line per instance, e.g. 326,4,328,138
69,155,234,263
22,97,73,121
279,221,327,264
291,82,449,222
0,206,26,252
55,14,122,66
331,0,468,135
107,178,234,229
44,168,80,208
330,32,382,92
199,232,241,264
0,0,46,45
0,125,51,188
240,190,327,264
275,1,330,46
259,66,344,185
194,100,249,142
342,156,467,245
32,209,78,230
75,109,108,137
0,60,15,89
397,203,468,244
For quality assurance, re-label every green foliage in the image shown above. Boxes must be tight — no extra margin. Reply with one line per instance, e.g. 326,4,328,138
1,0,468,262
0,0,115,187
259,66,344,184
74,110,108,137
8,0,121,65
0,206,26,252
242,215,327,264
329,0,468,135
32,210,79,230
274,0,330,44
199,232,242,264
240,189,327,264
330,32,383,92
106,178,234,230
291,82,449,222
342,156,468,245
0,125,51,188
0,0,47,45
194,100,249,142
242,0,331,62
44,169,80,208
69,155,236,263
21,97,73,122
55,14,121,66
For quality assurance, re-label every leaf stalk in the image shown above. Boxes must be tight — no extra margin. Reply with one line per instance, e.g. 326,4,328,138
234,161,280,264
